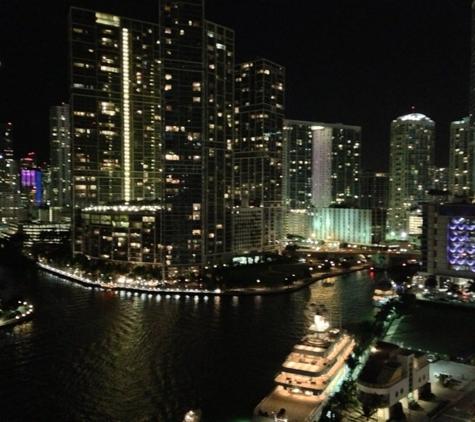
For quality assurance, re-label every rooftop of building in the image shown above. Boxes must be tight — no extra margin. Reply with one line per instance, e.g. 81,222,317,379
394,113,434,122
359,341,426,385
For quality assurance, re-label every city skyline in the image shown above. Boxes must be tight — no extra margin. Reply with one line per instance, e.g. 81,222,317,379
0,0,470,170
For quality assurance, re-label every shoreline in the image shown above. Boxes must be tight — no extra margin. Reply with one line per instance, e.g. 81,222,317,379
38,262,371,297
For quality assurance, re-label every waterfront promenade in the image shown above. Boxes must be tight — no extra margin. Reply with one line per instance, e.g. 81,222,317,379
38,262,370,297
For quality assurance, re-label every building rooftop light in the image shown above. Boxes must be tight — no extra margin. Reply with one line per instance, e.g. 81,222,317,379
396,113,433,122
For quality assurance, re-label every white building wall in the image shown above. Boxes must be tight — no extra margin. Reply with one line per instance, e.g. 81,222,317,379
311,126,332,208
312,208,372,245
358,349,430,410
286,210,311,238
358,377,410,407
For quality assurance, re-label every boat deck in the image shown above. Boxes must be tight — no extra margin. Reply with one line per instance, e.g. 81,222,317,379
252,386,324,422
252,311,356,422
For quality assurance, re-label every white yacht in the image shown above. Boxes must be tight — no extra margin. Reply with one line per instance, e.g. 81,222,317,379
183,409,201,422
252,305,355,422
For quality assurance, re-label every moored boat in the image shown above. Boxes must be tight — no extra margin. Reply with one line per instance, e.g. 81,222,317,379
251,304,355,422
0,300,34,328
373,274,397,307
183,409,201,422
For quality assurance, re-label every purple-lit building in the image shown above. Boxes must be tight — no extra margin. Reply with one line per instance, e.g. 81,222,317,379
422,202,475,283
19,153,43,207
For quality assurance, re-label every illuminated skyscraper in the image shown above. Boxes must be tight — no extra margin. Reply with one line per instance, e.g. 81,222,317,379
159,1,234,273
234,58,285,251
449,117,471,198
388,113,435,239
359,171,389,210
19,152,42,207
432,167,449,193
469,2,475,191
0,122,20,221
281,120,361,239
282,120,361,209
49,104,71,208
69,8,163,208
0,122,13,160
360,171,388,244
70,3,235,276
470,1,475,127
317,123,361,207
69,8,164,267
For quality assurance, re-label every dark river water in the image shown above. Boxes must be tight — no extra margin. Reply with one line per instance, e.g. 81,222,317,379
0,269,376,422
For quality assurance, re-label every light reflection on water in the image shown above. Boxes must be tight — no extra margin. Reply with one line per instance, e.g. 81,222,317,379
307,271,375,328
0,268,376,421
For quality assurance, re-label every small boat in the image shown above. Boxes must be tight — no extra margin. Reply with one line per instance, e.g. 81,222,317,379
183,410,201,422
372,274,397,307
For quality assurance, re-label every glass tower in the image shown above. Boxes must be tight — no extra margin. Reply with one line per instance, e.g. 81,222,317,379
0,123,20,221
449,117,471,198
282,120,361,239
234,58,285,250
388,113,435,238
469,1,475,191
69,8,163,208
159,1,234,275
470,1,475,127
70,3,235,277
49,104,71,208
360,170,388,244
283,120,361,209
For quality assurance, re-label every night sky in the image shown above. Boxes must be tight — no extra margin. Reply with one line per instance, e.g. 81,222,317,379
0,0,471,171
